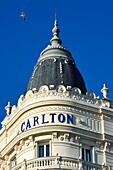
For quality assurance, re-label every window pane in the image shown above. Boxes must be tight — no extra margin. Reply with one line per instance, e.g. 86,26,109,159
86,149,91,162
46,144,49,156
82,148,91,162
82,148,84,160
39,145,44,157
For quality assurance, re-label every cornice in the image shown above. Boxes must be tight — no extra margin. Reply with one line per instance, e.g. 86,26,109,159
2,85,104,130
1,124,103,156
3,98,102,131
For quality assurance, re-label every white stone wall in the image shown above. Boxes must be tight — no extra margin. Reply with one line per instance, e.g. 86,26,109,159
0,88,113,169
52,142,79,158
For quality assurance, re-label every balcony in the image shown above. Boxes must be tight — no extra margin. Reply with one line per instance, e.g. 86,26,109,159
11,156,109,170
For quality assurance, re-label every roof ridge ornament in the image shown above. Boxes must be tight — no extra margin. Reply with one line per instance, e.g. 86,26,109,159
5,102,12,115
101,84,109,99
50,19,62,46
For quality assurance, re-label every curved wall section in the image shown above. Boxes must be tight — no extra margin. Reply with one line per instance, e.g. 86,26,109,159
0,85,106,170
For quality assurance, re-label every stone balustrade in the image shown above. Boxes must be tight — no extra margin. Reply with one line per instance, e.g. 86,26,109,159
82,161,107,170
10,156,110,170
11,163,22,170
26,156,79,169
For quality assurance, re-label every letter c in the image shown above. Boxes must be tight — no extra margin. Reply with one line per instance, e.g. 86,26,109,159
21,122,25,132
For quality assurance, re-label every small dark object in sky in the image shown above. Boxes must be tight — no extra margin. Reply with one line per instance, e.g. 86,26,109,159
20,11,26,20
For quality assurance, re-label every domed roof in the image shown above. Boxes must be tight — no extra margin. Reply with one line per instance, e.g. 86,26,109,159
26,20,87,94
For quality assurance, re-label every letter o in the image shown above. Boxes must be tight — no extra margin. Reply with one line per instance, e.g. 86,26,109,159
58,114,66,123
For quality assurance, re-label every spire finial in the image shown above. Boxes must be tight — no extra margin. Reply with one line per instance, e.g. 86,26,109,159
50,16,62,46
55,8,57,21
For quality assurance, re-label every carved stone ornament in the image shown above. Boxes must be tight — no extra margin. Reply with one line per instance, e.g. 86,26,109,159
60,135,64,141
57,85,66,93
19,140,25,150
2,161,7,169
64,133,69,141
39,85,49,94
5,84,112,120
5,102,12,115
76,118,83,124
4,155,9,161
70,137,74,142
14,145,19,152
53,58,56,62
106,142,111,152
96,141,104,151
26,136,33,146
11,105,17,114
86,92,96,99
26,140,30,146
17,94,25,107
2,155,9,168
25,90,33,99
75,136,80,141
53,132,58,139
71,87,81,95
29,136,33,142
100,99,110,108
101,84,109,99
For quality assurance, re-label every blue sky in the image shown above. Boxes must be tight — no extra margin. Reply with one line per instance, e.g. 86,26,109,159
0,0,113,126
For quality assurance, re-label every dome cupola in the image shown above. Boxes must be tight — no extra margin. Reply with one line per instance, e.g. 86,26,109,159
26,19,87,94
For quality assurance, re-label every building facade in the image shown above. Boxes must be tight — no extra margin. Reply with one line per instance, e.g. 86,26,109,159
0,20,113,170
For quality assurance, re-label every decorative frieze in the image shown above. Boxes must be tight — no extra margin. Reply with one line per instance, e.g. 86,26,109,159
26,136,33,146
95,141,112,152
104,115,113,121
18,140,25,151
2,85,112,133
4,85,108,117
95,141,104,151
1,155,9,170
52,132,80,145
59,135,64,141
14,145,18,152
2,104,102,134
17,95,25,107
106,142,111,152
52,132,58,139
74,136,80,144
64,133,69,141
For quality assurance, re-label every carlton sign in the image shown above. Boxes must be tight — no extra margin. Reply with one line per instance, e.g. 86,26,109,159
20,113,76,133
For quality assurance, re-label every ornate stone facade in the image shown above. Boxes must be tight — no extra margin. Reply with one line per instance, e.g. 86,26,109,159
0,20,113,170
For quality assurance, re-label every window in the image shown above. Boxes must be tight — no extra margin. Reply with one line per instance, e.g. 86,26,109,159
81,145,95,170
38,143,49,157
82,147,92,162
82,148,91,162
10,157,17,168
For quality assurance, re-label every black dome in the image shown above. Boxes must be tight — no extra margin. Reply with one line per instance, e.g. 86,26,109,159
26,20,86,94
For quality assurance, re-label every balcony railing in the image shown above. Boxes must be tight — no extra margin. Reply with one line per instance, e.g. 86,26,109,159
11,156,110,170
82,161,106,170
24,156,79,169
